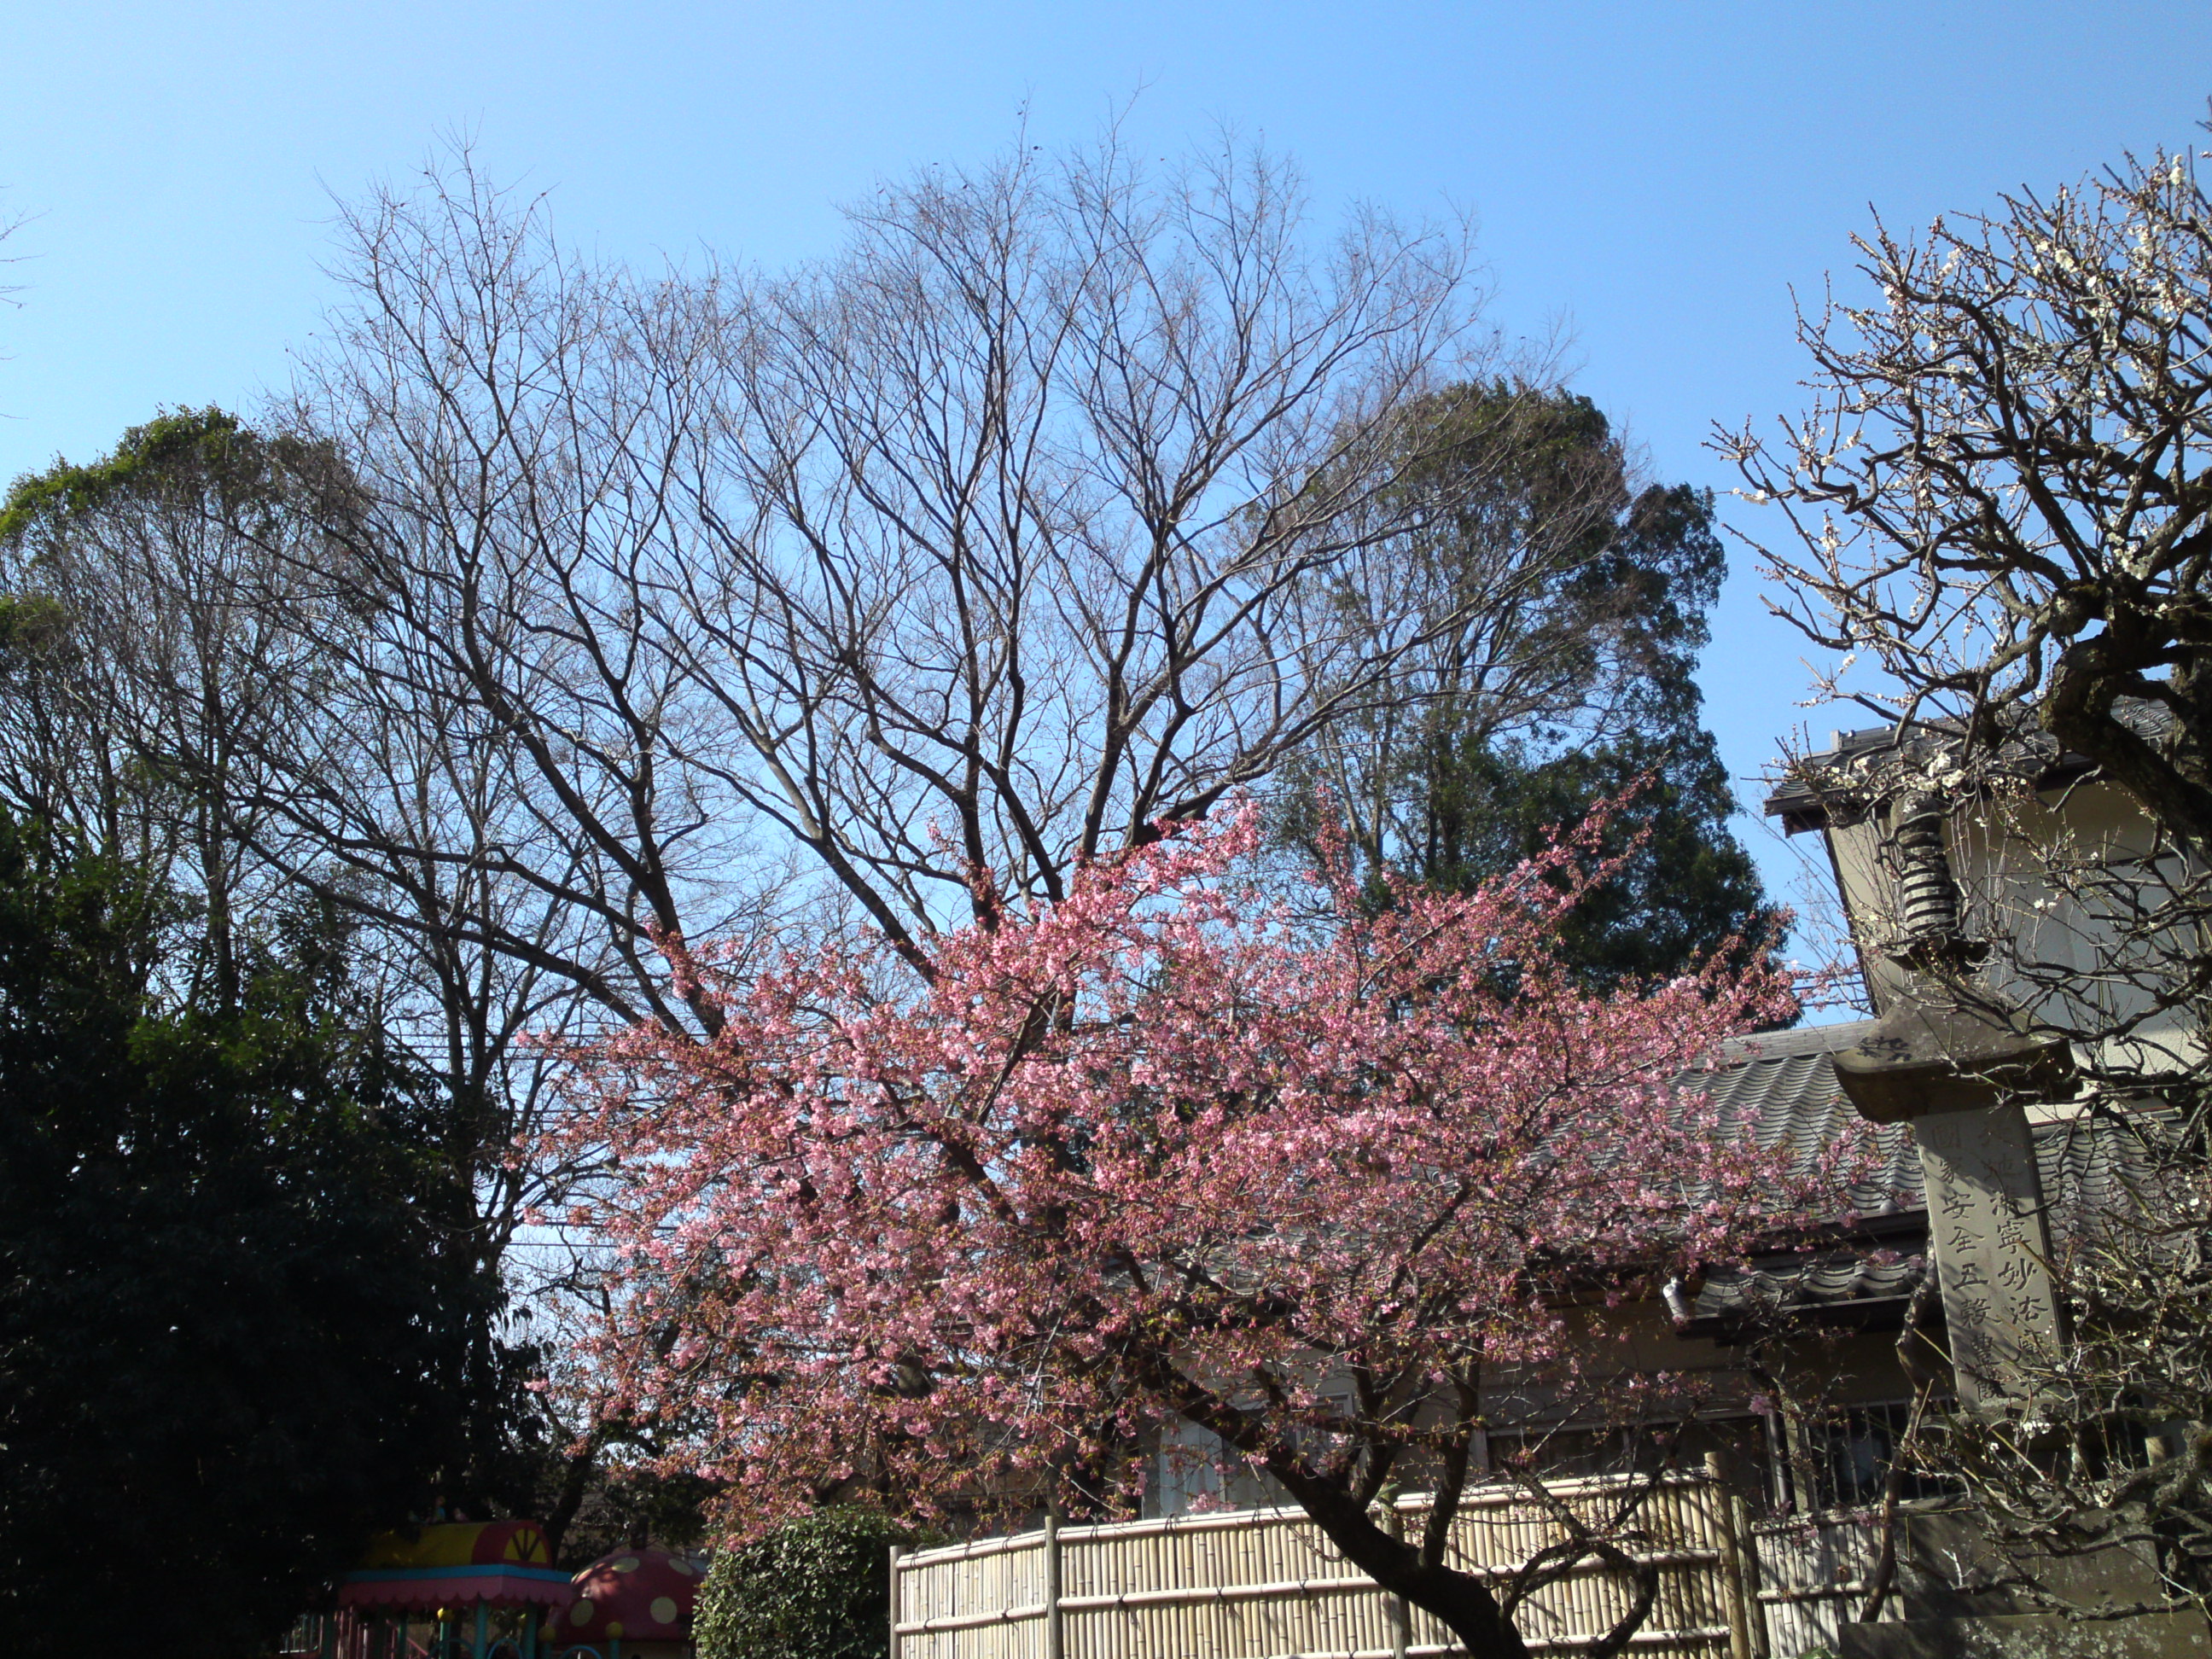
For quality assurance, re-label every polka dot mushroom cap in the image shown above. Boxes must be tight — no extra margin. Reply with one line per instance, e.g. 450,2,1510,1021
564,1546,705,1644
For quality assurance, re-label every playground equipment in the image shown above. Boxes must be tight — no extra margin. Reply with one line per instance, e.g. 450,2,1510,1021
323,1520,579,1659
278,1521,700,1658
551,1546,703,1658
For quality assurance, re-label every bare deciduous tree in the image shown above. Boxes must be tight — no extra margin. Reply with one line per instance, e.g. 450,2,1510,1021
5,133,1711,1543
667,139,1541,956
0,414,326,1005
277,139,1674,990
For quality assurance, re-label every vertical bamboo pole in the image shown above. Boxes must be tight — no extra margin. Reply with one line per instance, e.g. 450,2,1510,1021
1733,1489,1768,1659
1043,1512,1065,1659
1705,1452,1755,1659
888,1545,907,1659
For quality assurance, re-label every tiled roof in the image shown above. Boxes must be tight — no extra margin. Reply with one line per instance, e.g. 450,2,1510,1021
1697,1020,1924,1214
1686,1250,1925,1330
2034,1109,2169,1246
1674,1021,1930,1333
1674,1019,2170,1333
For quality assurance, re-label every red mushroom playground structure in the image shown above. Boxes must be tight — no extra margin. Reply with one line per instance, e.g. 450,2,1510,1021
555,1547,704,1659
279,1522,700,1659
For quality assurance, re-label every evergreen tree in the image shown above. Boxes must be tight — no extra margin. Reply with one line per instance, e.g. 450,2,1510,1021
0,814,475,1655
1286,385,1774,988
0,410,561,1542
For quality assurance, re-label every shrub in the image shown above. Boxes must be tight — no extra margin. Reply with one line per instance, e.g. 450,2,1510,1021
694,1508,919,1659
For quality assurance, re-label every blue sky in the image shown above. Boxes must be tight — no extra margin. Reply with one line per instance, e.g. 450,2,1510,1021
5,1,2209,917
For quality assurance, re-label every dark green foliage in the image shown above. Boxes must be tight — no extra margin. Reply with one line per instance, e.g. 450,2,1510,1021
1411,475,1769,985
1286,383,1777,990
0,814,476,1656
1409,731,1773,990
0,405,353,552
694,1509,922,1659
0,410,558,1549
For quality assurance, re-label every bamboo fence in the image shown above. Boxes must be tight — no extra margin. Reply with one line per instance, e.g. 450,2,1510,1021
1747,1513,1901,1657
891,1474,1762,1659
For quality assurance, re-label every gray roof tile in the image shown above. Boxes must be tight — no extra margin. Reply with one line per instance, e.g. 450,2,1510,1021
1674,1022,2169,1330
1689,1251,1925,1326
1693,1022,1924,1214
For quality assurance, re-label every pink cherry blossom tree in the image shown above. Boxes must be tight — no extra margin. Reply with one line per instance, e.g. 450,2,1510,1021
557,809,1846,1659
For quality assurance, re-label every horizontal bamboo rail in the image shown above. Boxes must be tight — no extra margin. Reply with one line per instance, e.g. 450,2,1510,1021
899,1604,1051,1636
1173,1635,1732,1659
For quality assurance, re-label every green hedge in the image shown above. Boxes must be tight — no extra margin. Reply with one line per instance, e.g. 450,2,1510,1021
694,1508,920,1659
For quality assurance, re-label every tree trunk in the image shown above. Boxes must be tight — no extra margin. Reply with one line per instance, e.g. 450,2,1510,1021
2044,655,2212,869
1271,1461,1534,1659
539,1432,602,1566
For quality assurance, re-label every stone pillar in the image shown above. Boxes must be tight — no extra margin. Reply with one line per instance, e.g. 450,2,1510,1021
1823,769,2076,1411
1911,1104,2063,1412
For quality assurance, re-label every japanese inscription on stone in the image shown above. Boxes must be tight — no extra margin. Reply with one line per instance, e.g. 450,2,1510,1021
1912,1104,2060,1412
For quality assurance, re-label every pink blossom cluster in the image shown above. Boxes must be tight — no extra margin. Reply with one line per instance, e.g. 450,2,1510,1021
553,808,1848,1533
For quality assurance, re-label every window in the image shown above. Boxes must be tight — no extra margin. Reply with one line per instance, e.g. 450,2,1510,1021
1770,1400,1952,1514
